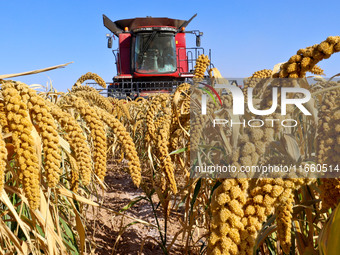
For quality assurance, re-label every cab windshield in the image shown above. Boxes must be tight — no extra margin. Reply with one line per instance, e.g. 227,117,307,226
134,32,176,74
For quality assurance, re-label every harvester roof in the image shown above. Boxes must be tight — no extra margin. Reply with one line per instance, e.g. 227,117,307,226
103,14,197,36
114,17,186,31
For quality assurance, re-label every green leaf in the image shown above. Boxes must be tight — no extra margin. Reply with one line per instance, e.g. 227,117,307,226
60,217,75,243
189,179,202,220
319,203,340,255
209,180,222,202
169,147,187,155
119,196,146,213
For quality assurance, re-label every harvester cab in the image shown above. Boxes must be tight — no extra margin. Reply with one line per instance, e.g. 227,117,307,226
102,14,211,98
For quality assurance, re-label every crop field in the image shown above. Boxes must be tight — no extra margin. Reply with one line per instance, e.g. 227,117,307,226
0,35,340,255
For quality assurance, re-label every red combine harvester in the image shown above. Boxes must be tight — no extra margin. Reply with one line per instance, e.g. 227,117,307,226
102,14,211,98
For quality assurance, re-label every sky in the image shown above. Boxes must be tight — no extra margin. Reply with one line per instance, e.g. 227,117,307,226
1,0,340,92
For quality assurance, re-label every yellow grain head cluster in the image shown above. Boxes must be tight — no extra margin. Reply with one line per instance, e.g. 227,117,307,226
0,97,9,183
172,82,191,126
194,54,210,80
61,96,107,181
167,84,191,179
240,179,288,252
320,178,340,209
227,119,273,178
316,87,339,167
0,131,7,192
95,107,142,187
276,189,294,254
68,154,79,192
125,98,148,138
144,92,186,193
15,83,62,188
232,179,302,255
169,128,182,153
48,102,93,186
74,72,107,88
191,99,216,153
243,69,273,103
277,36,340,78
310,65,325,75
146,94,169,142
209,179,249,255
1,81,40,209
0,100,9,133
175,82,191,94
250,69,273,78
114,100,132,123
71,85,114,113
156,117,177,193
317,83,340,208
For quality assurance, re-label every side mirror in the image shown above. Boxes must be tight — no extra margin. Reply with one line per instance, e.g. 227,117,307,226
108,37,113,48
196,35,201,47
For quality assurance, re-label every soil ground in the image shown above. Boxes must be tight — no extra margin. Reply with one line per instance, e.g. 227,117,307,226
86,163,194,255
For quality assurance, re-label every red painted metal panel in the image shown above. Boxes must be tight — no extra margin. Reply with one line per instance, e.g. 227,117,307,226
119,33,131,75
175,33,188,73
116,52,120,74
